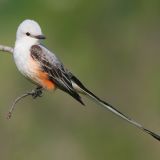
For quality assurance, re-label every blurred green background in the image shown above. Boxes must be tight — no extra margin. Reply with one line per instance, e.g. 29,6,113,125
0,0,160,159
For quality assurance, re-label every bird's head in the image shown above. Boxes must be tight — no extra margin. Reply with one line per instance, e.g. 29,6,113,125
16,19,46,44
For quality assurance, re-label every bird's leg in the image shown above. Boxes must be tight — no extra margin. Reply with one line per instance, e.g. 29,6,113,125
31,86,43,99
7,86,43,119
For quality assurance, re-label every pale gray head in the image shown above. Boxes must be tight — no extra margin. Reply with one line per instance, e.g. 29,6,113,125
16,19,46,42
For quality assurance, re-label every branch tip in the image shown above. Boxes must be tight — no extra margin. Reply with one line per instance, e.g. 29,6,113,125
0,45,13,54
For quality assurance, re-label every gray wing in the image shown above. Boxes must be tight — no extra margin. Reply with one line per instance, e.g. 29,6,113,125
30,44,84,105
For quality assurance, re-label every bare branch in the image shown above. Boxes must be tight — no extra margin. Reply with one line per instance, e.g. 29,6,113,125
7,87,43,119
0,45,13,54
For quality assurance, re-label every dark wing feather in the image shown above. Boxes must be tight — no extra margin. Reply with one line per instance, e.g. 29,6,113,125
30,45,84,105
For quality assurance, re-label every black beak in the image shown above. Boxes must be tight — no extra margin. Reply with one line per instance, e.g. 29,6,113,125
34,35,46,40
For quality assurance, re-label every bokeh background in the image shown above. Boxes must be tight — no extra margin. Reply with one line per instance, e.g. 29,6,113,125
0,0,160,159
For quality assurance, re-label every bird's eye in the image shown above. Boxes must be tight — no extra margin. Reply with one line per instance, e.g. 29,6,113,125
26,32,30,36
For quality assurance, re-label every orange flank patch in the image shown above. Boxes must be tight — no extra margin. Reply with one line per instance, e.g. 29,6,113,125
28,56,56,90
38,71,56,90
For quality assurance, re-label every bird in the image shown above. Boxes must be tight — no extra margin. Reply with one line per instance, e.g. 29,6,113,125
13,19,160,141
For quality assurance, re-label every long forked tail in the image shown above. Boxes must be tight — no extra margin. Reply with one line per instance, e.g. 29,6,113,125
71,75,160,141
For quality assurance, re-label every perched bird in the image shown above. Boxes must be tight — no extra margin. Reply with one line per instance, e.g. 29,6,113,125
13,19,160,141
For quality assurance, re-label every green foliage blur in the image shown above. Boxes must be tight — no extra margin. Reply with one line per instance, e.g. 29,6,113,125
0,0,160,159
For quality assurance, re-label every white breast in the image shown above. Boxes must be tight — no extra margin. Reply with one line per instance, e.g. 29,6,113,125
14,44,28,73
13,39,39,80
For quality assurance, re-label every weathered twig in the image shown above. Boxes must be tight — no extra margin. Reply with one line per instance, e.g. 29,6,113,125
7,87,43,119
0,45,13,54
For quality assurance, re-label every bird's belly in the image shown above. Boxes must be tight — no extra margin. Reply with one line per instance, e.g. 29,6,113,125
13,49,55,90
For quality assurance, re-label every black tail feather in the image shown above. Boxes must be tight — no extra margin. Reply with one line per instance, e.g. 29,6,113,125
71,75,160,141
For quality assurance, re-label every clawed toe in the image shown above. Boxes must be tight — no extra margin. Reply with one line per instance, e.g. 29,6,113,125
32,87,43,99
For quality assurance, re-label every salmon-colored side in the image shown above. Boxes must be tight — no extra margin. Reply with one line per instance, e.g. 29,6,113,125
38,70,56,90
28,56,56,90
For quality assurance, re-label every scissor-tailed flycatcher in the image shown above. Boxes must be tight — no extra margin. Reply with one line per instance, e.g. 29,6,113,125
13,19,160,141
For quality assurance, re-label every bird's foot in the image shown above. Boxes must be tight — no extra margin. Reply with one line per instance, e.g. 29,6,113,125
32,87,43,99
